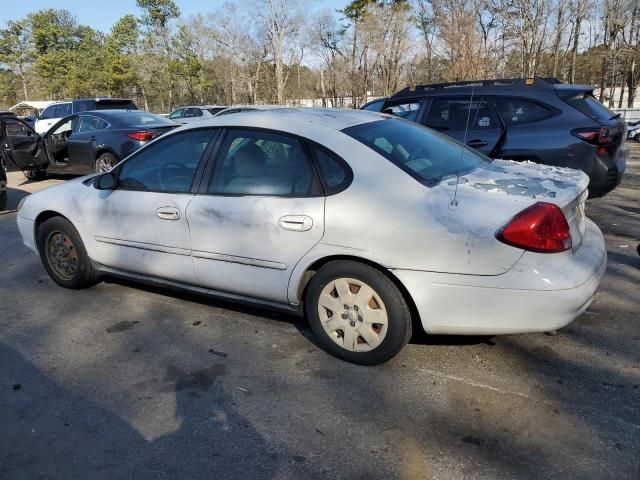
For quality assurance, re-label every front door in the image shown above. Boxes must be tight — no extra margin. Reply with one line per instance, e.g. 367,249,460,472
187,128,325,303
82,128,217,283
0,117,49,171
423,96,504,156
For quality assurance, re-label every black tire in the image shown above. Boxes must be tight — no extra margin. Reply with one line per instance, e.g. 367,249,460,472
304,260,412,365
37,216,100,289
95,152,117,173
635,133,640,142
0,190,6,211
23,169,46,181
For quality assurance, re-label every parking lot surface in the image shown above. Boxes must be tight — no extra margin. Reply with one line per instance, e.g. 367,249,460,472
1,149,639,479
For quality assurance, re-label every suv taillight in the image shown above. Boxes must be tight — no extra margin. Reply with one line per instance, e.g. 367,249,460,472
496,202,571,253
571,127,613,145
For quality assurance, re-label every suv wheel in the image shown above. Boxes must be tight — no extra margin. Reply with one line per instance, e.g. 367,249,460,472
305,261,412,365
37,216,100,289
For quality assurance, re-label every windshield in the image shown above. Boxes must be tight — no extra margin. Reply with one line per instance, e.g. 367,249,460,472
343,118,491,186
111,111,176,126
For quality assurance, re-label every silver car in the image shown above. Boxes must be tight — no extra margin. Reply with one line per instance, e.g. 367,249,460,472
16,109,606,364
167,105,227,124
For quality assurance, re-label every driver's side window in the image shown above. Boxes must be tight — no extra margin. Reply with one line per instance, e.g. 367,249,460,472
118,129,215,193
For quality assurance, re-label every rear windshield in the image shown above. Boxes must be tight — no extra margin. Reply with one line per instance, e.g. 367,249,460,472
94,99,137,110
564,93,618,121
343,118,491,186
207,107,226,115
110,111,176,126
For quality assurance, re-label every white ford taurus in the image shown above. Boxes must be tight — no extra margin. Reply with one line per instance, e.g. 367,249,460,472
16,109,607,364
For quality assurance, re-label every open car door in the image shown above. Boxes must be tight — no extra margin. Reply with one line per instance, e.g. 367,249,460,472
1,116,49,171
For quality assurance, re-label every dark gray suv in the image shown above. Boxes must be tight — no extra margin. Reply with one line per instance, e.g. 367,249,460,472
379,78,628,197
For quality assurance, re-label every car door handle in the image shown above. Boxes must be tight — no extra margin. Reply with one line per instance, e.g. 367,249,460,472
466,139,488,148
156,206,180,221
278,215,313,232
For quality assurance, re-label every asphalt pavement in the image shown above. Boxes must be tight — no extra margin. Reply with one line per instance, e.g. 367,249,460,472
1,149,639,480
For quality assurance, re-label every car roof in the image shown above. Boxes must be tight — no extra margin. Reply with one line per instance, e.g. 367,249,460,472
175,108,385,132
388,77,583,101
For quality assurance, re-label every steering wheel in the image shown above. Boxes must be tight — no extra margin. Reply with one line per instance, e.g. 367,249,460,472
160,162,191,190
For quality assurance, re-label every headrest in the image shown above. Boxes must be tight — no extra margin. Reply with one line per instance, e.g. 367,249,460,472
234,144,266,177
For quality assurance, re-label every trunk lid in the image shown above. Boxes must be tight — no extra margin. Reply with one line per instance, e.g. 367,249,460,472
447,159,589,252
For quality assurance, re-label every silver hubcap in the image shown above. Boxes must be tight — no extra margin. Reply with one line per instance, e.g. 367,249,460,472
317,278,388,352
97,157,114,172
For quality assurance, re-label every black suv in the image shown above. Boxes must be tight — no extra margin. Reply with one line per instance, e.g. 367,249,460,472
379,78,628,197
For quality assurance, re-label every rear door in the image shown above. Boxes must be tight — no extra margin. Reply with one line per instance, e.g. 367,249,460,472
67,115,109,171
186,128,325,303
423,96,504,155
0,117,49,170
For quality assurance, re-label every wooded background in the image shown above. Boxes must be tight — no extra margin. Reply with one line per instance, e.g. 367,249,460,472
1,0,639,112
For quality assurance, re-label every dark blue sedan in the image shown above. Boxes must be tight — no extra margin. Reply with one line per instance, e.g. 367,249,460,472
0,110,178,180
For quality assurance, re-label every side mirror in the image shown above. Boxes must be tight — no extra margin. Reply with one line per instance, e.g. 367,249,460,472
93,172,116,190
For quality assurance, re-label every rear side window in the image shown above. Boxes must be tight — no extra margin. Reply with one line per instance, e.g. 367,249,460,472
209,129,317,196
383,102,421,122
54,103,72,117
184,108,204,118
565,93,617,121
77,116,109,133
344,118,491,187
312,147,352,194
425,97,500,131
494,97,552,125
74,100,95,112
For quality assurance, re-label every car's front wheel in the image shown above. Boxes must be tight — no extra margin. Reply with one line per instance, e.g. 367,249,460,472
95,152,117,173
37,216,99,289
305,260,412,365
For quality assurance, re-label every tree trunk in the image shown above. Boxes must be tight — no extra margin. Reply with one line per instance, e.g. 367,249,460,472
569,16,581,84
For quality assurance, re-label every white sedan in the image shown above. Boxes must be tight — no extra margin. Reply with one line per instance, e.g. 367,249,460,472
16,109,606,364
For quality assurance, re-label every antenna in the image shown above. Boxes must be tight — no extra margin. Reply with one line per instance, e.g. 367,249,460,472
449,84,476,209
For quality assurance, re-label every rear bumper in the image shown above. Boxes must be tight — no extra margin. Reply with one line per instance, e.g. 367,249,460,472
394,218,607,335
588,144,628,197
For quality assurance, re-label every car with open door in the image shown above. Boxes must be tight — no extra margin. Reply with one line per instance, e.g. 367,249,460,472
382,78,629,197
1,110,178,180
15,109,606,365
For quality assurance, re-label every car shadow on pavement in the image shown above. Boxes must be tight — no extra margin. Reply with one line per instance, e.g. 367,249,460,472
0,188,30,214
1,340,284,480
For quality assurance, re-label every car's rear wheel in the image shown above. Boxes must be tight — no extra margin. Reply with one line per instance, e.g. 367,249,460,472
37,216,99,289
23,169,46,181
95,152,116,173
305,260,412,365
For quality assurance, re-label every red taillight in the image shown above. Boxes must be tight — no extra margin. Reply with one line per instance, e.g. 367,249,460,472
126,131,156,141
571,127,613,146
496,202,571,253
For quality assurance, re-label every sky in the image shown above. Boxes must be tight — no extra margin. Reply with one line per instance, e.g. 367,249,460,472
0,0,349,32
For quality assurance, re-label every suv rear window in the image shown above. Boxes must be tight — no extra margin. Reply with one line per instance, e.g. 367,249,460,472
344,118,491,186
564,93,617,121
